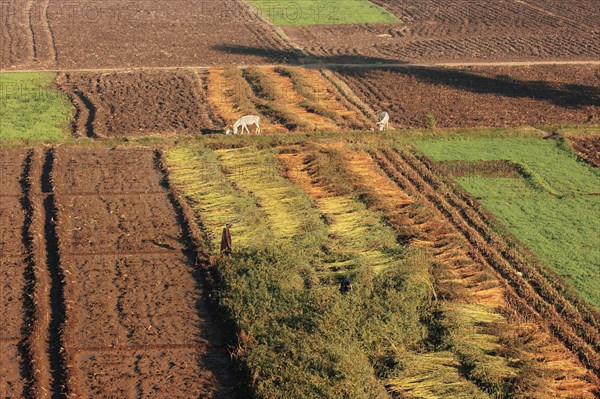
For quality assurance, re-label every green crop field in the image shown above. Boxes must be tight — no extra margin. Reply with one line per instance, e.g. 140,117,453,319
0,73,72,141
413,136,600,308
246,0,400,26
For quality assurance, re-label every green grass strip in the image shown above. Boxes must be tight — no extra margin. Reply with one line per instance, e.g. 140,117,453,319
0,73,73,141
413,136,600,308
247,0,399,26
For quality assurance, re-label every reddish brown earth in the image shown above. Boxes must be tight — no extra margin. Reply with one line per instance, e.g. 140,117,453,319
0,150,29,399
0,147,237,398
285,0,599,63
335,64,600,128
0,0,57,69
1,0,292,70
570,135,600,167
57,71,220,137
51,147,237,398
56,66,372,137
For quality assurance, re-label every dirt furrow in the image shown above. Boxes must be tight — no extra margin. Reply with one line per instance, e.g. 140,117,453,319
24,0,36,62
41,148,69,399
37,0,57,64
55,73,96,138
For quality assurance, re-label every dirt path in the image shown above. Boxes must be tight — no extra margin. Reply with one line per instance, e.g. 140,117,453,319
2,60,600,74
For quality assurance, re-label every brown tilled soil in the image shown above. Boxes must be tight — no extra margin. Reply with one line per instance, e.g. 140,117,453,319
57,71,219,137
2,0,293,70
0,147,238,398
335,64,600,128
284,0,600,63
51,147,238,398
570,135,600,167
56,67,371,137
0,150,29,399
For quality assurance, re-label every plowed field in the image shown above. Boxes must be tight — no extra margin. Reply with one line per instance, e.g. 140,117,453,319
284,0,600,63
0,147,238,398
1,0,292,70
57,67,370,137
52,147,236,397
570,135,600,168
335,64,600,128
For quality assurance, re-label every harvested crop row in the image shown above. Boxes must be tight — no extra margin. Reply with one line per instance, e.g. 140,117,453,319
411,151,600,329
49,147,236,398
332,145,597,397
277,144,400,278
275,67,372,130
166,142,599,397
373,149,600,375
214,146,324,245
207,67,370,133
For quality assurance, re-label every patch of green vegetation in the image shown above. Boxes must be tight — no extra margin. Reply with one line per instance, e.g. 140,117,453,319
0,72,73,141
215,146,327,251
167,143,447,397
303,146,405,276
167,145,273,251
217,246,436,398
413,137,600,307
247,0,400,26
168,143,501,396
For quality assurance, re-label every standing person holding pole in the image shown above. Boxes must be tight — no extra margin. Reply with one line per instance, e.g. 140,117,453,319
220,223,233,256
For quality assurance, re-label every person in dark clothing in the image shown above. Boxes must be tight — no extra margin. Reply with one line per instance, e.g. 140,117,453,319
340,277,352,294
220,223,233,255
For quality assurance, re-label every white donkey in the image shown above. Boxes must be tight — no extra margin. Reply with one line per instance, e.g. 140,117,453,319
376,112,390,131
226,115,261,135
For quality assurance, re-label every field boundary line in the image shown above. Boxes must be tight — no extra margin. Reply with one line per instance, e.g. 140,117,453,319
154,149,241,393
4,60,600,74
240,0,308,57
67,250,180,257
71,342,206,354
56,190,166,197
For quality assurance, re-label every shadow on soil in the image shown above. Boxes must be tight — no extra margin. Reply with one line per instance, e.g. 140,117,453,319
214,44,600,109
153,151,246,399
